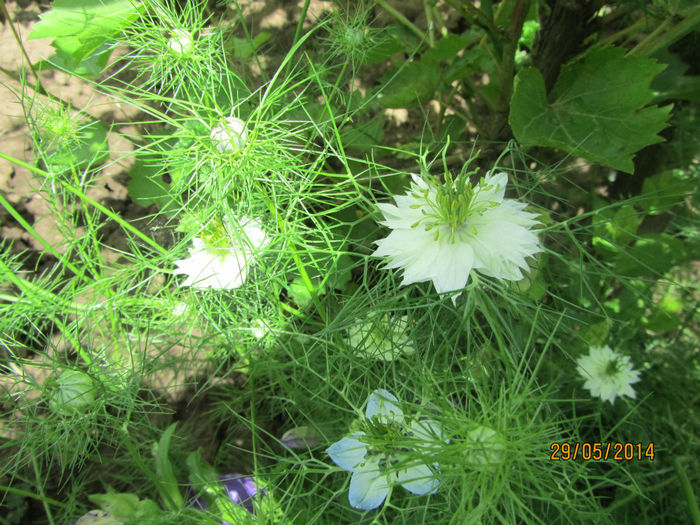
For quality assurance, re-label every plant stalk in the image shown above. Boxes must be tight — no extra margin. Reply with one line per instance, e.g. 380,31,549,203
376,0,427,42
673,456,700,525
489,0,531,140
629,5,700,57
0,0,44,94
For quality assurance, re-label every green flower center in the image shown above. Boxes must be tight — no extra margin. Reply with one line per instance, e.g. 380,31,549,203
411,172,499,243
604,358,621,376
200,220,232,251
359,419,417,468
361,417,403,440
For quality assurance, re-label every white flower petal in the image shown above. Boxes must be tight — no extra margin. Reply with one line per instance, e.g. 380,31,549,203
167,28,193,55
235,217,269,251
173,243,248,289
365,389,403,423
372,171,541,297
327,434,368,472
474,171,507,204
329,391,448,510
576,346,641,404
172,217,268,290
373,228,437,274
409,173,429,189
428,239,475,294
396,462,439,495
348,456,391,510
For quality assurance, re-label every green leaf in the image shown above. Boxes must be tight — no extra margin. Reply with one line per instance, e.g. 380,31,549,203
127,157,171,209
287,275,325,308
29,0,140,66
444,36,495,84
73,510,125,524
644,306,681,333
644,286,683,332
518,20,540,50
185,450,219,488
655,75,700,102
378,61,441,108
650,48,700,102
592,201,643,258
605,280,648,322
29,0,137,39
185,450,222,512
87,494,161,522
227,32,272,60
152,423,183,511
640,170,693,215
326,254,354,291
579,319,613,347
364,25,410,64
42,40,112,77
339,118,384,152
423,33,473,62
615,233,687,277
133,499,161,520
88,493,139,519
510,46,672,173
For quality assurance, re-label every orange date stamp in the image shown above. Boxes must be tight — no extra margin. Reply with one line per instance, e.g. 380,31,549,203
550,442,655,461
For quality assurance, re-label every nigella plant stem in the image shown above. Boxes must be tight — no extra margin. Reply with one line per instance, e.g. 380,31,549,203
0,0,43,96
294,0,312,45
489,0,532,141
375,0,427,42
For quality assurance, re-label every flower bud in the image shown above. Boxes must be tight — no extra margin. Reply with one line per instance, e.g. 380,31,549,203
50,369,97,416
210,117,248,153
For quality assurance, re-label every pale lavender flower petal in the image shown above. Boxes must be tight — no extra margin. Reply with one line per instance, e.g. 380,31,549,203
327,434,368,472
365,389,403,423
348,455,391,510
396,462,439,495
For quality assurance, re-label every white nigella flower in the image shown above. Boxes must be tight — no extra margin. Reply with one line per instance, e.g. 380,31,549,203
171,302,189,317
373,170,542,299
326,389,447,511
250,318,270,340
348,314,415,361
167,28,194,56
576,345,641,404
173,216,268,290
210,116,248,153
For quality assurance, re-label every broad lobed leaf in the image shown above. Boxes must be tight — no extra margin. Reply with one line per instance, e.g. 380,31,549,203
509,46,672,173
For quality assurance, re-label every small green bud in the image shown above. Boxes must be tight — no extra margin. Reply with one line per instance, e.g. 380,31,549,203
465,424,505,466
210,116,247,154
50,369,97,416
167,28,194,56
